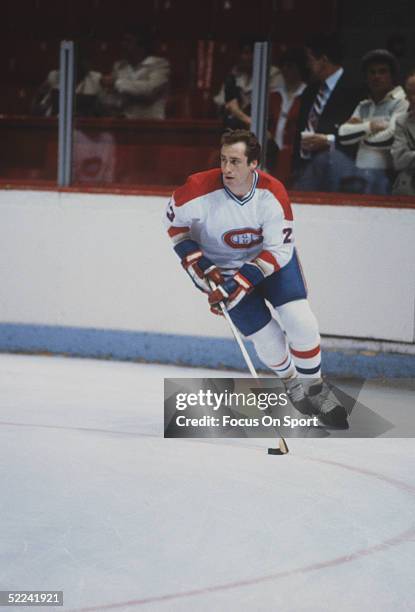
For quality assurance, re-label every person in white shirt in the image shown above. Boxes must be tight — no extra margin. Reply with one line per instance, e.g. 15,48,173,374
32,54,103,117
100,31,170,119
213,41,283,130
338,49,408,194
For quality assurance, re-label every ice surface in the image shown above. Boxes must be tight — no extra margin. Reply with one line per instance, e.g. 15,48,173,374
0,354,414,611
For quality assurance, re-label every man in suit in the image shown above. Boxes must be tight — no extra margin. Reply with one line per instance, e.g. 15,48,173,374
293,33,362,192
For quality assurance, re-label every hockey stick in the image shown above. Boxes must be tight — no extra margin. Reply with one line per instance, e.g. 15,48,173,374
208,280,289,455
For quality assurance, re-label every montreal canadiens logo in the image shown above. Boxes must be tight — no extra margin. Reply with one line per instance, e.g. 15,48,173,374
223,228,263,249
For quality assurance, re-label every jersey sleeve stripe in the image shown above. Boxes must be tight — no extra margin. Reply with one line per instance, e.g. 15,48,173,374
168,226,190,238
256,250,281,274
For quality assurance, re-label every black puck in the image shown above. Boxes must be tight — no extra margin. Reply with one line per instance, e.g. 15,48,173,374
268,448,284,455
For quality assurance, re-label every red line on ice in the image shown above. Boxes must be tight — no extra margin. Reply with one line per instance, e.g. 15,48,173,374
69,455,415,611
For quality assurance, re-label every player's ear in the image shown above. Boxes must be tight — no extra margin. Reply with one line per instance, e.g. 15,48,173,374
250,159,258,170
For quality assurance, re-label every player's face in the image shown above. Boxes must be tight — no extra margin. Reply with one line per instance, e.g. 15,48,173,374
220,143,258,196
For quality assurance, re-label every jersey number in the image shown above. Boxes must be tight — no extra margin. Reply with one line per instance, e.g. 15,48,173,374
283,228,292,244
166,203,175,222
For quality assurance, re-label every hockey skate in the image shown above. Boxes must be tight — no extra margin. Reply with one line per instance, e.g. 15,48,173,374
284,378,314,416
307,379,349,429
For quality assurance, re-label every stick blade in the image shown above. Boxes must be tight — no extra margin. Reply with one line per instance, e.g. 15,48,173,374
268,438,289,455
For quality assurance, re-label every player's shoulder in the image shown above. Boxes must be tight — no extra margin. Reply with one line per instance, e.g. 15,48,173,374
257,170,292,220
257,169,288,197
173,168,223,207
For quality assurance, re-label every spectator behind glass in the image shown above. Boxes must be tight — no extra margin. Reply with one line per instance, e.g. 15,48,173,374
99,30,170,119
213,41,283,130
292,33,362,192
391,70,415,195
267,48,307,183
32,52,103,117
338,49,408,195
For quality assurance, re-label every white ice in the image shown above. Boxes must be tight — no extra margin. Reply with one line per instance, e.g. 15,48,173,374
0,353,414,611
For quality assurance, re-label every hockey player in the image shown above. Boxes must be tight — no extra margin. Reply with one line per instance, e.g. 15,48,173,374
165,129,348,428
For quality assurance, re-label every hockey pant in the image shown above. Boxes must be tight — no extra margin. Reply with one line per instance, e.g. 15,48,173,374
228,251,321,378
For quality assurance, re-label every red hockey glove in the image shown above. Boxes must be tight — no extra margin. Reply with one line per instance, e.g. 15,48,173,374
182,251,223,294
208,277,248,312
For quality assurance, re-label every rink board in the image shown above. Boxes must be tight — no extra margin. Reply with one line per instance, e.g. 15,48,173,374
0,189,414,375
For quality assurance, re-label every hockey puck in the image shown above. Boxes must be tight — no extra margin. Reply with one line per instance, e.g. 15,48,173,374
268,448,284,455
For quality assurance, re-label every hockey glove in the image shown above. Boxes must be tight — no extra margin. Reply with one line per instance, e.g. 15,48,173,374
182,251,224,294
208,277,248,313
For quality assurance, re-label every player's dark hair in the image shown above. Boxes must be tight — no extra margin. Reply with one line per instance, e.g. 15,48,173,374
305,33,343,66
221,129,261,164
361,49,400,82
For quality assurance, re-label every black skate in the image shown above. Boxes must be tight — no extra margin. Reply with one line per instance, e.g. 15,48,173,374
284,378,314,416
307,380,349,429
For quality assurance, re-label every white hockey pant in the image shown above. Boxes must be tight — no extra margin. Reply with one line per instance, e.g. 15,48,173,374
247,299,321,379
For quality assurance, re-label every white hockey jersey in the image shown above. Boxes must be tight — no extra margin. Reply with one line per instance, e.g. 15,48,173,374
165,168,294,280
